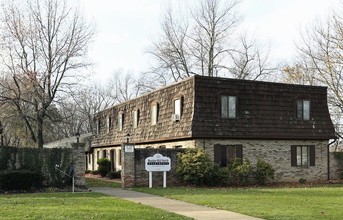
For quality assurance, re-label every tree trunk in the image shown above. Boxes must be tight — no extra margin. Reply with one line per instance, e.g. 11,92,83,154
37,114,44,149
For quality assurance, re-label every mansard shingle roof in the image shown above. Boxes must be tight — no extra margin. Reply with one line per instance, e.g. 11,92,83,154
192,75,336,140
92,75,336,147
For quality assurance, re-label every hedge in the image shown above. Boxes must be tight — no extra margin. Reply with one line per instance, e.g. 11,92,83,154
0,146,72,189
0,170,42,191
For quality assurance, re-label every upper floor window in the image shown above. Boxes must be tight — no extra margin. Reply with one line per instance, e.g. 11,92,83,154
107,116,112,134
221,96,236,118
118,114,123,131
174,99,181,116
297,100,310,120
172,97,182,122
151,103,158,126
96,119,101,135
132,109,139,128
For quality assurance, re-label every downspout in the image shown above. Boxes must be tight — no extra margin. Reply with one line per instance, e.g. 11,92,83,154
327,137,338,180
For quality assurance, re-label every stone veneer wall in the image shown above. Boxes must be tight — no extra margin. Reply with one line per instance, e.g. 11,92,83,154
195,139,329,182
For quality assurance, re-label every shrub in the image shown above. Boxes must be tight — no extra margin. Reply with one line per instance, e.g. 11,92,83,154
254,159,275,185
228,159,253,185
204,164,229,186
91,170,99,175
235,159,253,184
108,171,121,179
299,178,307,184
97,159,111,177
176,148,213,186
0,170,42,191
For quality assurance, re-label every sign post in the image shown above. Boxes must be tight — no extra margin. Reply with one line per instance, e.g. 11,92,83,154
145,154,171,188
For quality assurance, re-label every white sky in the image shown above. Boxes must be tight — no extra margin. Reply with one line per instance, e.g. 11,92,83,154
80,0,341,83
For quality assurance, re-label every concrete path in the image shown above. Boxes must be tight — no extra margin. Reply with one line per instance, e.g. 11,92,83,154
90,187,263,220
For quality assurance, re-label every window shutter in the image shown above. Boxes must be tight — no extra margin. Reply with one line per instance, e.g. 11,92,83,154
214,145,222,165
309,145,315,166
291,145,297,166
220,146,227,166
236,145,243,159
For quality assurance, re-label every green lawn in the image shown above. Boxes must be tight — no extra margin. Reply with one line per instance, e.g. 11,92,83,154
0,192,189,220
135,186,343,220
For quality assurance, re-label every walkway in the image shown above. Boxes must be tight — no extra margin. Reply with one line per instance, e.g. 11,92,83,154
90,187,263,220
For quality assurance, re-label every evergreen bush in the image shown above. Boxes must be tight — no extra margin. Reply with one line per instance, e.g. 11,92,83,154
228,159,253,185
176,148,213,186
253,159,275,185
108,171,121,179
97,158,111,177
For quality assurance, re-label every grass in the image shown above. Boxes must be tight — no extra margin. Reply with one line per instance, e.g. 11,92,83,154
85,177,121,188
0,192,189,220
135,186,343,220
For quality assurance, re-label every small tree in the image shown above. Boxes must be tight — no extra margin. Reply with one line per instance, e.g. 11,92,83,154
97,158,111,177
228,158,253,185
253,159,275,185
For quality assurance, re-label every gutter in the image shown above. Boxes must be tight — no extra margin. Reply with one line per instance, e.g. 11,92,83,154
327,136,338,180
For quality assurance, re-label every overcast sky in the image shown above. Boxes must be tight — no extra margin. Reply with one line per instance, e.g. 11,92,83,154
80,0,340,82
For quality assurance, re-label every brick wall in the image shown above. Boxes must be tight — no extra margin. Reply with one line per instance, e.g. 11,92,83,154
195,139,330,182
71,143,86,187
113,138,335,186
121,148,184,188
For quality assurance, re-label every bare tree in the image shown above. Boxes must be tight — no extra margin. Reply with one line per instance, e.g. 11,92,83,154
283,8,343,137
281,63,316,86
228,35,276,80
110,70,141,103
0,0,95,148
146,0,275,88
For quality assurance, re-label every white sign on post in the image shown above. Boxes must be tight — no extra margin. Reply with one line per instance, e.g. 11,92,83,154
125,144,134,152
145,154,171,188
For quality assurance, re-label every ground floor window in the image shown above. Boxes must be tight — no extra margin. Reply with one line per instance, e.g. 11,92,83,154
214,144,243,167
291,145,315,167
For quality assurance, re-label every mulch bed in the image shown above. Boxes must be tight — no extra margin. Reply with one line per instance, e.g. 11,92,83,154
85,173,121,183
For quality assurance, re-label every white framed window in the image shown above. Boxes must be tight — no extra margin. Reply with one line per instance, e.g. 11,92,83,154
132,110,139,128
118,114,123,131
151,103,158,125
221,96,237,118
174,98,181,116
297,100,310,120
